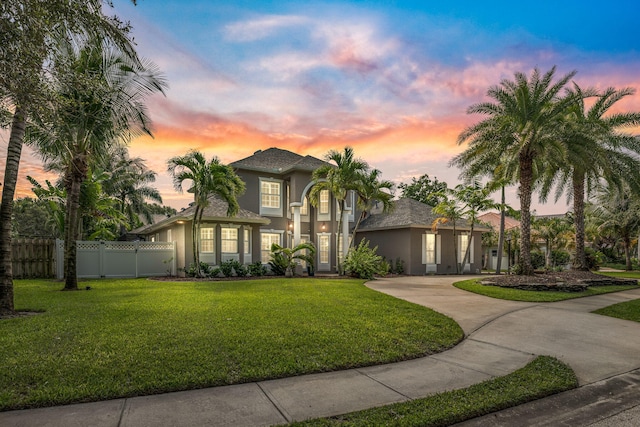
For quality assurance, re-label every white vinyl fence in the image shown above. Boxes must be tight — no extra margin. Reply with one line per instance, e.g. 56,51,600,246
56,240,176,279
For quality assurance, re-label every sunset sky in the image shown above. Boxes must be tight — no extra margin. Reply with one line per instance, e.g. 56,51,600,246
4,0,640,214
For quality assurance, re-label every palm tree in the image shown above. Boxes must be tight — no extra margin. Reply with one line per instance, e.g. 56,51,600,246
270,242,316,277
167,150,245,277
350,168,394,248
309,147,368,274
593,184,640,271
432,196,464,274
100,146,163,229
1,0,139,313
454,67,577,275
30,37,166,290
455,183,498,270
531,216,573,268
538,85,640,270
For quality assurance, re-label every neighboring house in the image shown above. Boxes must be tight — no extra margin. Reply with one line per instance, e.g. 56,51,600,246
132,147,358,273
355,198,489,275
477,212,520,270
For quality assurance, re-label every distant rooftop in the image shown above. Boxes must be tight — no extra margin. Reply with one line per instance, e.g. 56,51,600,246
230,147,328,173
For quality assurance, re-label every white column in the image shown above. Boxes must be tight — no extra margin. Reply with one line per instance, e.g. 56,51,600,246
291,203,302,247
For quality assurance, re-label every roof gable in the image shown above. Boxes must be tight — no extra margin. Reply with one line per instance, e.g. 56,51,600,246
230,147,328,173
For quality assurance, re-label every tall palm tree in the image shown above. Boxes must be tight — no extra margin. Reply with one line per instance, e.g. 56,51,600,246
454,67,576,275
309,147,368,274
30,38,166,291
1,0,139,313
538,85,640,270
350,168,394,248
167,150,245,277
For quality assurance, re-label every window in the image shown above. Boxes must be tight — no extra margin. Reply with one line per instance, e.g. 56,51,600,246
261,180,281,209
459,234,470,263
425,233,436,264
291,197,309,216
201,227,215,253
243,228,251,255
221,227,238,253
261,232,281,263
319,190,330,214
319,234,330,264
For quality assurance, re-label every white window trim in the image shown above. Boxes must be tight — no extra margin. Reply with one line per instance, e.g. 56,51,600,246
200,226,216,254
260,230,284,264
317,190,331,221
260,178,283,217
336,191,355,222
221,226,239,254
458,234,473,272
316,232,331,271
243,226,252,255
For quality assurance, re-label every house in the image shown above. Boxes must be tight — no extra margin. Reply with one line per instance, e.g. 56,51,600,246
132,148,358,273
133,147,488,276
355,198,489,275
477,212,520,270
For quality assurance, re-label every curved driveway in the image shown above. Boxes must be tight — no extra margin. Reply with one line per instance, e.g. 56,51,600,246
368,275,640,385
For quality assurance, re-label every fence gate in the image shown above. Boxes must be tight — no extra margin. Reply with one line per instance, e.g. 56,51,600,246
12,238,56,279
56,240,176,279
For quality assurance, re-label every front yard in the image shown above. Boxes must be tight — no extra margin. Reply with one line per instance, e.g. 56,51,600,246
0,278,463,411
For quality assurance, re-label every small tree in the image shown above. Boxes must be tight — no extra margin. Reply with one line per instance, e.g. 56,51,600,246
270,242,316,277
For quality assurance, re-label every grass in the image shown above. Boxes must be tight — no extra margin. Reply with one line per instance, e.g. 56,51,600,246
0,278,463,411
454,278,638,302
592,273,640,321
290,356,577,426
599,271,640,280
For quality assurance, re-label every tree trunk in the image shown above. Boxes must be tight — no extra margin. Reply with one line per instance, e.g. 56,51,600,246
518,153,534,275
572,172,588,270
0,107,27,314
545,238,552,268
452,224,459,274
63,155,88,291
461,226,474,274
192,205,201,277
336,200,344,275
495,186,506,274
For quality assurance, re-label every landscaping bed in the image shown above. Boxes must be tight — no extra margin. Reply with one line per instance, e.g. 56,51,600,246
481,270,637,292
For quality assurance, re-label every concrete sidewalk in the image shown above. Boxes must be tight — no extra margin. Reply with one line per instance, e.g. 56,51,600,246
2,276,640,426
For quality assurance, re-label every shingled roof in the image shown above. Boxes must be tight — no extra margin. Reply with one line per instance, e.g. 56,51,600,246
358,198,489,231
130,194,269,235
230,147,328,173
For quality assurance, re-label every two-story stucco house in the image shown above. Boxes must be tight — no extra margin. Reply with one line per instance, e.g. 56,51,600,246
132,148,356,273
131,147,488,275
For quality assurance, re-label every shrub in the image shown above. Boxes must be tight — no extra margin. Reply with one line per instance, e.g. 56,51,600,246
268,251,289,276
220,259,246,277
344,239,383,280
185,262,212,277
379,258,391,276
531,251,545,269
395,258,405,275
247,261,267,276
551,250,570,267
584,248,602,270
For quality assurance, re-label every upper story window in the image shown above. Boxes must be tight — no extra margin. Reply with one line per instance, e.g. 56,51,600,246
319,190,330,214
290,196,309,217
260,178,283,216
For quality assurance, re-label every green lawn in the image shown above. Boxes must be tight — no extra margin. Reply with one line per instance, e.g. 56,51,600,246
592,273,640,321
291,356,577,426
454,278,638,302
0,278,463,411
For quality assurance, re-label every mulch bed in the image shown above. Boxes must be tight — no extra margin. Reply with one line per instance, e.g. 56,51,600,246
481,270,638,292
